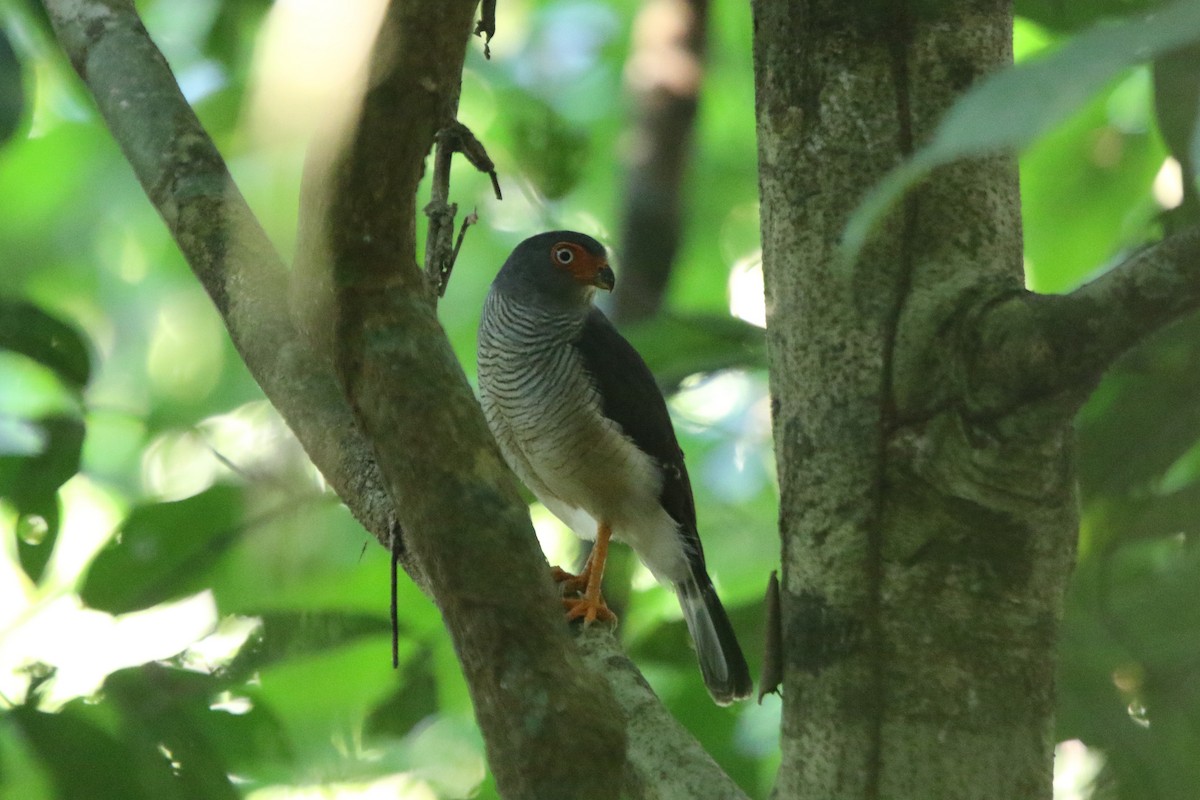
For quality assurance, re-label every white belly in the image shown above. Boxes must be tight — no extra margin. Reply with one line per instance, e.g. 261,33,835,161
479,352,689,584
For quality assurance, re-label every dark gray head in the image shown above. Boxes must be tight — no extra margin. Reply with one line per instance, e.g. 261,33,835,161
491,231,615,308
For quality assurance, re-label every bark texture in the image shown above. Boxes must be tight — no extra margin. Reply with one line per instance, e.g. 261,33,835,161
752,1,1075,797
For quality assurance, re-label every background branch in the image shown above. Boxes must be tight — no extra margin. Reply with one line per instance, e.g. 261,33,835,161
611,0,708,323
968,227,1200,416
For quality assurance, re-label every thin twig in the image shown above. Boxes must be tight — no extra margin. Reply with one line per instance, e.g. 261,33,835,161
422,127,458,297
422,121,501,298
439,209,479,297
391,524,401,668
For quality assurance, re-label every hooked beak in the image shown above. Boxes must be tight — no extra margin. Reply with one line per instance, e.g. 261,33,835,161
593,264,615,292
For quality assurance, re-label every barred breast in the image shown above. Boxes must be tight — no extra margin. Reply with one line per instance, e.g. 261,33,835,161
477,291,676,573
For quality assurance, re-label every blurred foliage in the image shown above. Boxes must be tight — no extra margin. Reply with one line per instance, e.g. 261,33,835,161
0,25,24,146
0,0,1198,799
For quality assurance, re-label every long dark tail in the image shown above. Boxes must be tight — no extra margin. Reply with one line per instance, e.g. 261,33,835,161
676,573,753,705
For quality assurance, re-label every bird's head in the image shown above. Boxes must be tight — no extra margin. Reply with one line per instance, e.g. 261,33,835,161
493,230,615,307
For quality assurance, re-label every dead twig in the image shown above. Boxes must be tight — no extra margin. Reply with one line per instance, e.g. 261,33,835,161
422,121,501,299
475,0,497,59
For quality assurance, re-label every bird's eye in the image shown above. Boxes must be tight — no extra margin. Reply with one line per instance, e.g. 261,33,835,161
553,246,574,265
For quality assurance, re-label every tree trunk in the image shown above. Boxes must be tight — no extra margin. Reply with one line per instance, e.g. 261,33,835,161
752,2,1076,797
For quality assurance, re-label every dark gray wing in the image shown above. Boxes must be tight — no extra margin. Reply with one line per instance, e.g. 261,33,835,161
575,308,752,700
572,307,707,569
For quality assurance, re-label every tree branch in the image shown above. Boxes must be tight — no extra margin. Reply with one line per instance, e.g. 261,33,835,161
41,0,425,586
968,227,1200,416
575,628,752,800
319,2,627,797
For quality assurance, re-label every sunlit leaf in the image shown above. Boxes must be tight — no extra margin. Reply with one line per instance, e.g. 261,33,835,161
844,0,1200,261
1021,80,1164,293
1153,41,1200,230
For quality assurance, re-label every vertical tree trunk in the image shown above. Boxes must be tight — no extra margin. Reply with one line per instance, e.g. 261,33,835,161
752,2,1077,797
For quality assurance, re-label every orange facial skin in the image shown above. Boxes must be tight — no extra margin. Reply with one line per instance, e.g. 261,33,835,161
550,241,615,290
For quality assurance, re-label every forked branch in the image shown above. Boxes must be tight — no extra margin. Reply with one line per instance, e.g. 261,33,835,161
968,227,1200,416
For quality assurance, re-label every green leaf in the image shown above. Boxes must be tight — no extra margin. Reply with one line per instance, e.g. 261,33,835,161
1021,77,1164,293
81,485,246,614
0,414,85,580
225,611,392,680
0,26,24,147
1059,537,1200,797
623,314,766,389
1078,316,1200,501
11,705,154,800
250,635,411,759
505,93,590,200
104,664,272,799
0,299,92,392
1017,0,1162,32
843,0,1200,261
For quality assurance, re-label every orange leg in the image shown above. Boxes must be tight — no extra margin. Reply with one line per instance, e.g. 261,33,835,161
561,522,615,624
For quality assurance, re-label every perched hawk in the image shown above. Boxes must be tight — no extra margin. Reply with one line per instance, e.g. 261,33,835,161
477,230,752,705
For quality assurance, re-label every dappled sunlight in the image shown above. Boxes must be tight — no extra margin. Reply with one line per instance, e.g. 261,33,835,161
480,173,547,232
672,370,754,426
727,252,766,329
1154,157,1184,209
529,502,581,569
10,0,1194,794
142,399,322,501
182,614,262,676
672,371,774,502
141,428,224,501
146,292,227,402
0,352,77,420
15,592,218,711
41,477,123,589
1054,740,1104,800
510,1,620,118
0,477,222,711
245,0,387,146
734,691,781,757
246,774,439,800
402,716,488,798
